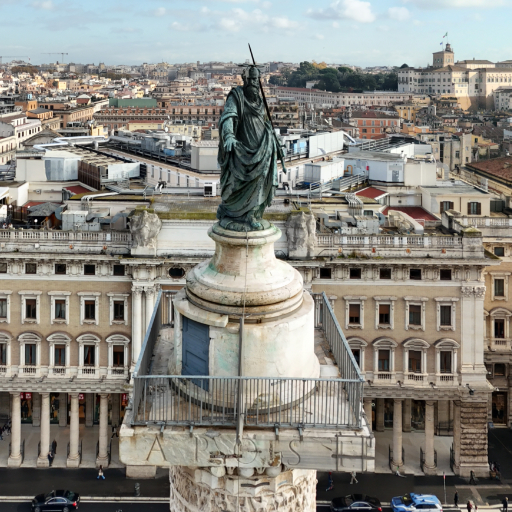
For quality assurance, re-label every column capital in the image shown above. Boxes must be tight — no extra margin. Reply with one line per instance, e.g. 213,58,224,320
40,392,50,398
393,398,404,404
425,400,436,407
145,287,156,297
69,392,79,399
99,393,109,399
131,286,143,297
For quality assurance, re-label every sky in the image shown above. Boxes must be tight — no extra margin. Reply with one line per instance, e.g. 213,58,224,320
1,0,511,68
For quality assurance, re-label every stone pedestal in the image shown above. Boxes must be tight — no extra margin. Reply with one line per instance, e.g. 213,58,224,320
174,224,320,381
169,466,317,512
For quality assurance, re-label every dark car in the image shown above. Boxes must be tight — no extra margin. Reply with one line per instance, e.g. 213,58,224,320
31,490,80,512
331,494,382,512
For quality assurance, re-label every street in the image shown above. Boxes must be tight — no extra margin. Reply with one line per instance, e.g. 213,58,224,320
0,502,169,512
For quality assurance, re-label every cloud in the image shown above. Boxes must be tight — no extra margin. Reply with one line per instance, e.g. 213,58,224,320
31,0,54,10
315,33,325,39
403,0,505,8
332,21,339,27
261,1,272,8
170,21,206,32
388,6,410,20
154,7,166,16
307,0,376,23
113,27,139,33
213,8,297,32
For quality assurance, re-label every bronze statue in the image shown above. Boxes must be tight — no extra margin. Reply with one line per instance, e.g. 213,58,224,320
217,62,286,232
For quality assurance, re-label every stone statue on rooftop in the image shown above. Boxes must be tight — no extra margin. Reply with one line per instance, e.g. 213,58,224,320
217,65,286,231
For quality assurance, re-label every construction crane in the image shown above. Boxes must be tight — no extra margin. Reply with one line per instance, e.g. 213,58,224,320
41,52,69,64
0,56,30,65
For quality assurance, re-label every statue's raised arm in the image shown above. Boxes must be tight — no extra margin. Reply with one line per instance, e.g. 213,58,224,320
217,65,284,232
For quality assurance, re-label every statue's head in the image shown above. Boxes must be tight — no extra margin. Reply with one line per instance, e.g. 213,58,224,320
243,66,260,101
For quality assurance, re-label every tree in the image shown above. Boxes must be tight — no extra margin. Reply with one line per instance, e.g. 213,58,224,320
400,63,409,68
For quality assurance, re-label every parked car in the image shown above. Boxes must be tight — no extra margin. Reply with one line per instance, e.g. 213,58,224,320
331,494,382,512
391,493,442,512
31,490,80,512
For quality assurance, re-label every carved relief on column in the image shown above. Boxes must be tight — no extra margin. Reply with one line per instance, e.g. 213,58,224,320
169,466,317,512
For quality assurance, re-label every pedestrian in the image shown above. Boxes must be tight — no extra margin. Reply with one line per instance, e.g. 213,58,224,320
503,497,508,512
454,491,459,507
97,465,105,480
350,470,358,484
52,439,57,456
326,472,334,491
469,470,476,485
111,424,118,439
47,451,54,467
467,500,473,512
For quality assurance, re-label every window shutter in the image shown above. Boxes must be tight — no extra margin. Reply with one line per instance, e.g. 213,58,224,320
467,202,471,215
476,202,481,215
449,202,454,210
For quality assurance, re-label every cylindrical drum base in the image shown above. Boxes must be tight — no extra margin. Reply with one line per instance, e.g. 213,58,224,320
169,466,317,512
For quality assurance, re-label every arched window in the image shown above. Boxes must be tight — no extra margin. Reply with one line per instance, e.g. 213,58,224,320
0,330,12,374
372,337,398,383
18,332,42,375
76,333,101,376
347,337,367,371
106,334,130,376
47,332,72,376
434,338,460,383
403,338,430,381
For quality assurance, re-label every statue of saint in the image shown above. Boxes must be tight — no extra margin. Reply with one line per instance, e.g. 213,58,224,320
217,65,285,231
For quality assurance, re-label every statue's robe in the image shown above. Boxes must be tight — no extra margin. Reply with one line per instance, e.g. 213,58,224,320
217,86,280,228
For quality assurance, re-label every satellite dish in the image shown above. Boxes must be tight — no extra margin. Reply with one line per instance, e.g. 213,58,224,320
164,127,169,132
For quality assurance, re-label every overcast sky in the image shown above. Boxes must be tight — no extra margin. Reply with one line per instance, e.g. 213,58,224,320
1,0,511,67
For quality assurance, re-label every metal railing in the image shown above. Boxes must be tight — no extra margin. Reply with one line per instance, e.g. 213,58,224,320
133,289,162,377
389,445,405,472
132,375,361,429
130,290,364,430
314,292,364,384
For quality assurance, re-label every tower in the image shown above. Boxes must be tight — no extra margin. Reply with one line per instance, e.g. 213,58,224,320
433,43,454,68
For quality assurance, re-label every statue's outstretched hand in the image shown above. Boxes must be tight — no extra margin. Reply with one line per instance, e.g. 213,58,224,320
224,136,237,153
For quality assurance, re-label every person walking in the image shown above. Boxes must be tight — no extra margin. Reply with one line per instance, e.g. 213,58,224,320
326,472,334,491
467,500,473,512
51,439,57,456
97,465,105,480
350,471,358,484
503,497,508,512
469,470,476,485
454,491,459,507
47,451,54,467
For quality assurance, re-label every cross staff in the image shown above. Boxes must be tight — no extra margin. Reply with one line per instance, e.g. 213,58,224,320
248,43,287,173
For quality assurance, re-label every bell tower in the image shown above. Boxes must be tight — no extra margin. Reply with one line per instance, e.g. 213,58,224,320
433,43,454,68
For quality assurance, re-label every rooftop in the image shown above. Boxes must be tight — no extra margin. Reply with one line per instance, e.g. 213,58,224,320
467,157,512,182
383,206,439,222
356,187,388,200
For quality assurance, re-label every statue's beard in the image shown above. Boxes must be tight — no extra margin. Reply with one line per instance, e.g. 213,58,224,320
244,85,259,102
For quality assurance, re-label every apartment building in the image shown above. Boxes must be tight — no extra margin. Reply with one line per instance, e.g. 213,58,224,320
349,111,401,139
0,113,42,149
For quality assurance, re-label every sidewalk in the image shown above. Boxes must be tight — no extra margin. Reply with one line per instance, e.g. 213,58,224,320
0,467,170,498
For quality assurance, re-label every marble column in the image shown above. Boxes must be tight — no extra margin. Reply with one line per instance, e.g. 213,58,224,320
145,287,155,331
363,398,373,432
67,393,80,468
37,393,50,467
392,399,403,468
402,399,412,432
376,398,385,432
85,393,94,427
58,393,67,427
111,393,120,428
8,392,22,467
132,287,143,366
96,393,109,467
423,400,437,475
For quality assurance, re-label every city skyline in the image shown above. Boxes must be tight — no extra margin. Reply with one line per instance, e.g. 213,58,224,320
0,0,511,67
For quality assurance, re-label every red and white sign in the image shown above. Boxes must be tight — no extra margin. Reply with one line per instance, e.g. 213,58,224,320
25,392,32,400
78,393,84,400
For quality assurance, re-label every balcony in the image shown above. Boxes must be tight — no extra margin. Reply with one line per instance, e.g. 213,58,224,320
120,291,374,474
0,229,131,255
486,337,511,352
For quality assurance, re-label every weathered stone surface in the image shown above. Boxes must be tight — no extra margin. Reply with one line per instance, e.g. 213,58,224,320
130,210,162,248
169,466,317,512
286,212,316,259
